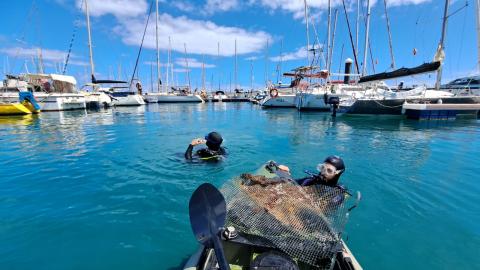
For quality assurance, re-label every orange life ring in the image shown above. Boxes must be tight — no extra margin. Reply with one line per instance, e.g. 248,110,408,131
270,88,278,98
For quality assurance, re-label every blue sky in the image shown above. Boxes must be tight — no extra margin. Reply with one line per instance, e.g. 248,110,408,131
0,0,478,91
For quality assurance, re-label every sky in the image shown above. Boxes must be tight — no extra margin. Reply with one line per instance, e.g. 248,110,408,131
0,0,478,92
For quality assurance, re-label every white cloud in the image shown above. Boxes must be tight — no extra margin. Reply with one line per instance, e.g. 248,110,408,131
270,46,307,62
171,1,196,13
387,0,431,7
116,13,271,57
204,0,239,14
75,0,149,18
252,0,431,19
270,44,324,62
173,68,189,73
245,56,259,61
175,58,216,68
0,47,88,67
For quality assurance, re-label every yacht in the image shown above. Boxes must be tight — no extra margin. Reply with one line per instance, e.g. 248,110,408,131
440,75,480,96
210,90,228,102
1,74,86,111
340,84,480,115
156,87,204,103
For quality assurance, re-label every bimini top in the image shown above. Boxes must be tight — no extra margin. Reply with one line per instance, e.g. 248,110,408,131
359,61,441,83
24,73,77,85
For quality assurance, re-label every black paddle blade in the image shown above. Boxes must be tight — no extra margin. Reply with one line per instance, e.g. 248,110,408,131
188,183,227,246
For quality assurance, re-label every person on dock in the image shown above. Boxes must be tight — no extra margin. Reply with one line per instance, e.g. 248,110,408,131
184,131,226,161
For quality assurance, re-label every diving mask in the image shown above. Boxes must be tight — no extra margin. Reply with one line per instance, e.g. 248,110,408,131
316,162,343,179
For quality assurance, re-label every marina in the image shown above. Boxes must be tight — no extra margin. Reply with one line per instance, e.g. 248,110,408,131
1,0,480,269
0,103,479,270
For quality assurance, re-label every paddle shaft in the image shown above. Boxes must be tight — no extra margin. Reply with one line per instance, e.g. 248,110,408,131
211,231,230,270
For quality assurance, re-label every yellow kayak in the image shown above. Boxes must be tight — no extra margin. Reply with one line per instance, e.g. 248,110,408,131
0,103,33,115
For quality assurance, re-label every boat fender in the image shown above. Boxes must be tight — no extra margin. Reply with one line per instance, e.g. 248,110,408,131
270,88,278,98
324,92,328,105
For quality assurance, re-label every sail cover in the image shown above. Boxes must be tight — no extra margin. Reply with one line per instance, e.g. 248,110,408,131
358,61,441,83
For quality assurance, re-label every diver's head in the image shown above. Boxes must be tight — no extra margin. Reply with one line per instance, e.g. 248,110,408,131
205,131,223,151
316,155,345,186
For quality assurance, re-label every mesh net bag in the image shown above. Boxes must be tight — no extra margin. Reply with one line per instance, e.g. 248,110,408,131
221,173,351,267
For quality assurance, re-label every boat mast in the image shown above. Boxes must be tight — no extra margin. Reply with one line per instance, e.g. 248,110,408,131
264,39,269,85
218,42,221,91
277,38,283,83
356,0,360,58
329,9,338,75
84,0,95,81
184,43,191,91
304,0,310,66
476,0,480,73
383,0,396,69
250,59,254,90
435,0,450,90
202,54,205,91
155,0,161,93
234,39,237,90
362,0,371,76
169,36,173,90
327,0,332,71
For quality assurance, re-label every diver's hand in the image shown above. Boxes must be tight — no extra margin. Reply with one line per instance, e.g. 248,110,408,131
191,138,206,146
278,165,290,173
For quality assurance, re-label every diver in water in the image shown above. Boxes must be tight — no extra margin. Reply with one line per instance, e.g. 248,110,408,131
295,156,345,187
184,131,226,161
274,156,345,187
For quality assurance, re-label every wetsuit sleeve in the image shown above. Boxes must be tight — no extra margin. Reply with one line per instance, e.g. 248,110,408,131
184,144,194,160
295,177,310,186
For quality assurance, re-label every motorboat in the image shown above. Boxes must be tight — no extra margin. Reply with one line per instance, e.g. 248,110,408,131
210,90,228,102
440,75,480,96
1,74,86,111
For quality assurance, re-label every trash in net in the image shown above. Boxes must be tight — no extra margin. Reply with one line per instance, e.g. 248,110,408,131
221,173,351,267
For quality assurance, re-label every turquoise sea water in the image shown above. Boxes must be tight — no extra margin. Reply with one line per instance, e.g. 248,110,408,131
0,103,479,270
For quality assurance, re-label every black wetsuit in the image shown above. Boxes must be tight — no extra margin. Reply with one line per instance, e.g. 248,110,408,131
184,145,226,161
295,175,338,187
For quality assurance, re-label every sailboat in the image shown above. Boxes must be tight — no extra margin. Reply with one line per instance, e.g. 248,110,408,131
337,0,480,115
147,2,203,103
83,0,143,107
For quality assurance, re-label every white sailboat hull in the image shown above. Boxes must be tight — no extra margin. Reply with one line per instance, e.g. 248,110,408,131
295,92,330,110
112,94,145,106
34,93,86,111
157,94,204,103
260,94,296,107
83,92,112,108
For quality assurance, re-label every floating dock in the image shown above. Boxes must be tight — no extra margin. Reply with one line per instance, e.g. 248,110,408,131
402,103,480,120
